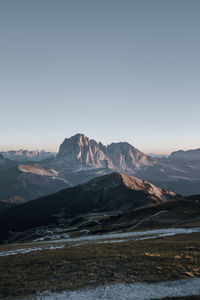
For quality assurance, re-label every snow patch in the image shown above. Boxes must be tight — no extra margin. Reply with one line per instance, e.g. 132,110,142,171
19,278,200,300
0,245,64,257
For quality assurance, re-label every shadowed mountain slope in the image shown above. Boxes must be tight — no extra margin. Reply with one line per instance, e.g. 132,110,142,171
0,172,177,240
0,165,70,203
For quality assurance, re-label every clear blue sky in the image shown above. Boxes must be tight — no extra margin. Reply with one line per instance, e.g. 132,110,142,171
0,0,199,154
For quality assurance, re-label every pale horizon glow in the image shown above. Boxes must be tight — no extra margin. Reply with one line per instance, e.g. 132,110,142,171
0,132,200,156
1,0,200,154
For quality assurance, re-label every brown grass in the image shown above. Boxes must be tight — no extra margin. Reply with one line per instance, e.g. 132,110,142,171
1,233,200,299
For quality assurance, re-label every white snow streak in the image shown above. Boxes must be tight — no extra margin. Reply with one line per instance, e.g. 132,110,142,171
18,278,200,300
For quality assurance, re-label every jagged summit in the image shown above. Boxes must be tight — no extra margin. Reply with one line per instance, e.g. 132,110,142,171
56,134,152,172
106,142,152,171
64,133,89,143
57,133,113,169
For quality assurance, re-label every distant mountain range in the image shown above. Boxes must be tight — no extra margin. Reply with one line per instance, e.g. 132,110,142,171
1,134,200,203
170,148,200,161
147,153,168,159
1,149,56,162
0,154,70,205
0,172,177,241
51,134,200,195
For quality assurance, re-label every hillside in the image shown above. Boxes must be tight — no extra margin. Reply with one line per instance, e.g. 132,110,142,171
0,172,176,241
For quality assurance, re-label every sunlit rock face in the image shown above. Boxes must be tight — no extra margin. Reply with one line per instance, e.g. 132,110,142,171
18,164,60,177
57,134,114,169
106,142,153,172
56,134,151,172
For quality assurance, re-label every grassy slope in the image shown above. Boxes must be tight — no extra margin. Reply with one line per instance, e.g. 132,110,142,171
1,232,200,299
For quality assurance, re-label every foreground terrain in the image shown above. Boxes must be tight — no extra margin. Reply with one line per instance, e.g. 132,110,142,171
1,173,200,299
1,229,200,299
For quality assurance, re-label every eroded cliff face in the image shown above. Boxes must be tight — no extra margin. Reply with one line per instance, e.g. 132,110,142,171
57,134,113,169
56,134,151,172
106,142,153,172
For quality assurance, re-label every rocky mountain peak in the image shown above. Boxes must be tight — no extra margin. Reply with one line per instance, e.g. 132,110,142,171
56,134,153,172
57,134,113,169
106,142,152,172
71,133,90,145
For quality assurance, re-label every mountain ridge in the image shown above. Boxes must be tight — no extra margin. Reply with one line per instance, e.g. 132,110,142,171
1,134,200,201
1,150,56,162
0,172,177,241
170,148,200,161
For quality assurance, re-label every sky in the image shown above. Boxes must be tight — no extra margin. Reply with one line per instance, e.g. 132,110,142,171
0,0,199,154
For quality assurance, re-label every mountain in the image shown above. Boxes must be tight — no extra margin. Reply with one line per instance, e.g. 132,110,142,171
56,134,152,172
53,134,154,186
106,142,153,172
147,153,168,158
0,162,70,203
1,150,56,162
0,152,71,205
51,134,200,195
49,134,155,187
0,172,177,241
170,148,200,161
57,134,113,169
2,134,200,199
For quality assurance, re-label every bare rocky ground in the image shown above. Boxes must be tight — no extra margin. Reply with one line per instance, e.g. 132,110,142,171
1,229,200,300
